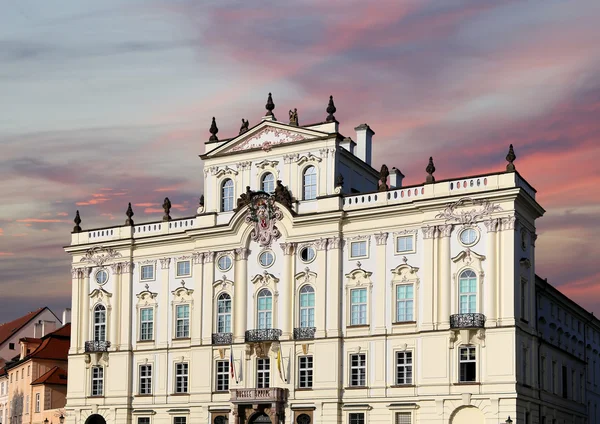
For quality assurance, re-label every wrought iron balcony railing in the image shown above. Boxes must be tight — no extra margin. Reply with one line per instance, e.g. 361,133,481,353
85,340,111,352
212,332,233,345
230,387,288,403
245,328,282,343
450,313,486,329
293,327,316,340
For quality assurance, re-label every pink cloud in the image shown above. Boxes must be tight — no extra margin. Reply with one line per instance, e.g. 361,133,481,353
134,203,159,207
16,219,66,223
0,228,3,236
144,208,163,214
0,252,15,257
56,212,68,216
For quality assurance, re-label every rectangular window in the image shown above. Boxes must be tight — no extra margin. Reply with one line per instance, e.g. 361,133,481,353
396,284,414,322
459,346,476,382
176,260,191,277
395,235,414,253
395,351,413,385
91,366,104,396
140,308,154,341
25,395,29,415
350,288,367,326
175,304,190,338
27,366,30,376
350,353,366,387
173,418,186,424
140,265,154,281
349,413,365,424
395,413,411,424
9,343,14,350
215,360,229,392
298,356,313,389
521,278,528,321
138,418,150,424
139,364,152,395
551,361,557,393
35,393,40,413
562,365,568,398
175,363,188,393
571,370,576,400
256,358,270,389
350,241,367,258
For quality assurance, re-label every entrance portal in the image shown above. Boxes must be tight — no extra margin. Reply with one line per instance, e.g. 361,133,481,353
249,412,272,423
84,415,107,424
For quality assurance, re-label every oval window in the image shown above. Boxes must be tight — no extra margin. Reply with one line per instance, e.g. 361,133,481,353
299,246,316,263
95,269,108,285
459,228,479,246
217,255,232,271
259,251,275,268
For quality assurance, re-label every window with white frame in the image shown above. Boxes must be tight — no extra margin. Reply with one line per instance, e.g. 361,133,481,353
261,172,275,193
256,358,270,388
395,412,411,424
221,179,234,212
215,360,229,392
137,418,150,424
91,366,104,396
395,284,414,322
173,418,186,424
139,307,154,341
350,241,367,258
140,264,154,281
176,260,191,277
217,293,232,333
348,412,365,424
350,288,367,326
298,356,313,389
395,235,414,254
349,353,366,387
175,304,190,338
139,364,152,395
299,285,315,328
303,166,317,200
174,362,188,393
459,346,476,382
458,269,477,314
93,304,107,341
257,289,273,330
35,393,40,412
395,351,413,385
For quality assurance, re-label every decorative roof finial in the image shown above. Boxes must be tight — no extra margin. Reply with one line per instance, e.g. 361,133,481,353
162,197,172,222
265,93,275,117
209,117,219,142
73,210,82,233
239,119,249,135
378,164,390,191
506,144,516,172
289,108,298,126
425,156,436,184
125,202,134,226
326,95,337,122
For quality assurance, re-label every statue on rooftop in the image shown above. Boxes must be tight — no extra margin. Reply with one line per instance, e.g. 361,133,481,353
239,119,249,134
289,108,298,126
378,164,389,192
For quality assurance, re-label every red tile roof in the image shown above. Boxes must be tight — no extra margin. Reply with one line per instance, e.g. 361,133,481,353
0,307,48,346
31,366,68,386
28,325,71,361
45,323,70,339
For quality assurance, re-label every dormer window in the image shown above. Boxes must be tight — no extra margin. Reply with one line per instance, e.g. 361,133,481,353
261,173,275,193
221,179,234,212
303,166,317,200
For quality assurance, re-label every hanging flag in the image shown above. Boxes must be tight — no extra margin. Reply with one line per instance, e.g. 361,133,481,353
277,348,284,381
230,347,236,382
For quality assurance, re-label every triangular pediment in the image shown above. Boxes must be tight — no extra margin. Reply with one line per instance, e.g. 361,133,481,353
205,121,329,157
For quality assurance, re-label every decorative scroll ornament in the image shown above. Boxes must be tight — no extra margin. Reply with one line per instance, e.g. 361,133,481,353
435,197,502,225
80,246,122,267
244,192,283,248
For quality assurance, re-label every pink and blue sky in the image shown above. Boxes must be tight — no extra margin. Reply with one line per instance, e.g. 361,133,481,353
1,0,599,322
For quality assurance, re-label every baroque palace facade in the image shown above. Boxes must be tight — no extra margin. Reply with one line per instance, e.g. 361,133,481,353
64,95,600,424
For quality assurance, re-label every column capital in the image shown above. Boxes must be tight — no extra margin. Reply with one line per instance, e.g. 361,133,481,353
159,257,171,269
500,216,516,231
203,251,216,263
122,262,134,274
374,232,389,245
327,236,342,250
192,252,204,264
279,242,296,255
314,238,328,251
438,224,453,238
421,225,436,239
235,248,250,261
483,218,501,233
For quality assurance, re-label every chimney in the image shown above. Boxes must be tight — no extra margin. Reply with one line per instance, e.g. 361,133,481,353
389,167,405,189
62,308,72,325
33,321,42,338
354,124,374,166
339,137,356,154
41,320,57,337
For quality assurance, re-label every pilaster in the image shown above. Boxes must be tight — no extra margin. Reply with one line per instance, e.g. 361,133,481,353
69,268,81,354
191,252,204,345
499,216,516,324
421,226,436,331
484,218,500,325
80,267,91,349
280,242,296,340
109,262,122,350
438,225,452,329
202,252,215,345
158,257,171,348
326,236,342,337
374,232,388,334
314,238,328,338
119,261,133,350
234,248,250,343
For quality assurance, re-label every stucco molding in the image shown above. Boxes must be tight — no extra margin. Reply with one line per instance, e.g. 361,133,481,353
79,246,122,267
436,197,502,225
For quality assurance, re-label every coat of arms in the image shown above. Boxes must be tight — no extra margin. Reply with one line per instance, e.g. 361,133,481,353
244,192,283,247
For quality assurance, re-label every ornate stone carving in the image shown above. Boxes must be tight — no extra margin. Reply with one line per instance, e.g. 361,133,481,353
125,203,134,226
374,232,389,245
438,224,453,238
192,252,204,265
289,108,298,126
73,210,82,233
314,238,328,251
483,218,501,233
435,198,502,225
421,226,436,239
122,262,134,274
204,251,216,263
273,180,293,210
425,157,436,184
501,216,516,231
235,248,250,261
255,159,279,170
245,192,283,247
394,229,419,236
209,117,219,142
162,197,172,222
280,242,296,256
506,144,516,172
283,153,299,164
159,258,171,269
236,161,252,171
239,118,249,134
80,246,122,267
327,237,342,249
109,262,123,275
296,153,322,165
326,95,337,122
230,128,307,153
378,165,389,192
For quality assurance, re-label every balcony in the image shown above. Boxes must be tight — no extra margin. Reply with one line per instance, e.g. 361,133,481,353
245,329,282,343
230,387,288,403
212,332,233,345
450,313,486,329
85,340,111,352
293,327,316,340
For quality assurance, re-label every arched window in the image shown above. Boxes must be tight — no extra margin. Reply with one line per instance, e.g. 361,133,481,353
257,289,273,330
303,166,317,200
93,305,106,342
459,269,477,314
217,293,232,333
261,173,275,193
221,179,234,212
299,285,315,328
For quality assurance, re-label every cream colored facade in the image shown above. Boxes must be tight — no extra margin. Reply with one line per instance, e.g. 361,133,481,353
64,99,598,424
